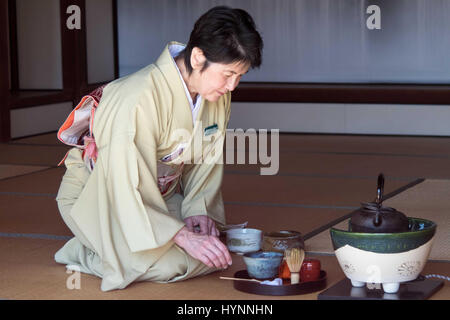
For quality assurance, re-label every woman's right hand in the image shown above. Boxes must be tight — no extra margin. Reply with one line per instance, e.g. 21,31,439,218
174,226,232,269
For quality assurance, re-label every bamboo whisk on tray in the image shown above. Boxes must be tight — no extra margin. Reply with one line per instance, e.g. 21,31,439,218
285,248,305,284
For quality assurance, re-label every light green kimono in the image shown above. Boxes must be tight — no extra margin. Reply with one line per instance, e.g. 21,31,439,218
55,42,231,291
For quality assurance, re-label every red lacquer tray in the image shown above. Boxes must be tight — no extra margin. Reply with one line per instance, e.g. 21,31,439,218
232,270,327,296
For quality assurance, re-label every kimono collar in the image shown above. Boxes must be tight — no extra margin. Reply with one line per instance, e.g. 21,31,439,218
155,41,205,133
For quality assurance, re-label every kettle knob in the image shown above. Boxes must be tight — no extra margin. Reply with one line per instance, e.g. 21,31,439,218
373,213,382,226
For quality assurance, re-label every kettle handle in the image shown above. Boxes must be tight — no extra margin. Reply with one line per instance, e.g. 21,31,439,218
373,174,384,227
375,174,384,205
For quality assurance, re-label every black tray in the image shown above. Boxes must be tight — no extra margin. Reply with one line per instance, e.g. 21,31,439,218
232,270,327,296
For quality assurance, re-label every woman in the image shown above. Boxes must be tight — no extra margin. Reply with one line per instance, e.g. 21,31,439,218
55,6,263,291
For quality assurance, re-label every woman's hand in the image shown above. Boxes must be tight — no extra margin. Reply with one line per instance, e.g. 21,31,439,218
184,215,220,236
174,226,232,269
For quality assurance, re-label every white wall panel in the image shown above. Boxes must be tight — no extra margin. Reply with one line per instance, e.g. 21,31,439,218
10,102,73,138
115,0,450,136
85,0,115,84
117,0,450,84
16,0,62,89
228,102,450,136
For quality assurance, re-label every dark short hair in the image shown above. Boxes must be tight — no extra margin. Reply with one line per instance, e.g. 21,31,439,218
180,6,263,74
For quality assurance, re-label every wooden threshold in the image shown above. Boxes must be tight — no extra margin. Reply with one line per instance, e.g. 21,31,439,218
9,90,73,109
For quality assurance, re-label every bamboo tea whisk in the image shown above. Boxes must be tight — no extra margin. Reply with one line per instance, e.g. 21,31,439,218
285,248,305,284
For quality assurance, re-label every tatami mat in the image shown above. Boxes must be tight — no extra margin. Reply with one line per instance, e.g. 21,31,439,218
0,195,72,236
0,168,412,210
0,237,447,300
0,144,69,166
225,152,450,179
1,133,449,300
0,196,347,243
0,174,407,241
225,205,352,236
305,179,450,261
384,179,450,261
0,167,65,194
304,218,348,254
222,174,412,207
11,132,62,146
0,164,50,180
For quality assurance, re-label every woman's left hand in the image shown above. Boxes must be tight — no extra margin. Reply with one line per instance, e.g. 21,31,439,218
184,215,220,237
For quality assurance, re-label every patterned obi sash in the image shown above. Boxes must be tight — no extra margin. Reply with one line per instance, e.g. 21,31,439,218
57,85,184,196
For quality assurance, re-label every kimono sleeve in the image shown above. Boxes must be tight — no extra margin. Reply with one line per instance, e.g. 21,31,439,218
180,161,226,225
99,119,185,253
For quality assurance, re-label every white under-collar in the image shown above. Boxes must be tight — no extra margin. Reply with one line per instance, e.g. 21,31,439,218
169,44,202,124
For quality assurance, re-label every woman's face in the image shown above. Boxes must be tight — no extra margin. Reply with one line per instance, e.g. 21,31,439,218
189,47,250,102
196,60,250,102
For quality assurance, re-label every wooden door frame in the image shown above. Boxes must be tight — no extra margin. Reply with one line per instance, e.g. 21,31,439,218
0,0,11,142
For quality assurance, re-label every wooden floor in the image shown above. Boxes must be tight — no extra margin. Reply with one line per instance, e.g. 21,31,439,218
0,132,449,300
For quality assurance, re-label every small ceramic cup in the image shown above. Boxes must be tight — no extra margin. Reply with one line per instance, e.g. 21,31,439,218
226,228,262,254
243,251,284,280
262,230,304,253
300,259,321,282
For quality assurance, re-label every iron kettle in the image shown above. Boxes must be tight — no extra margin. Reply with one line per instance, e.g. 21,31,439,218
350,174,410,233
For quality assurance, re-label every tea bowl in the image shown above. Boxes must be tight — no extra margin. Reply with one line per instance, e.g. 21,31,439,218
262,230,304,253
243,251,284,280
226,228,262,254
217,222,248,239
